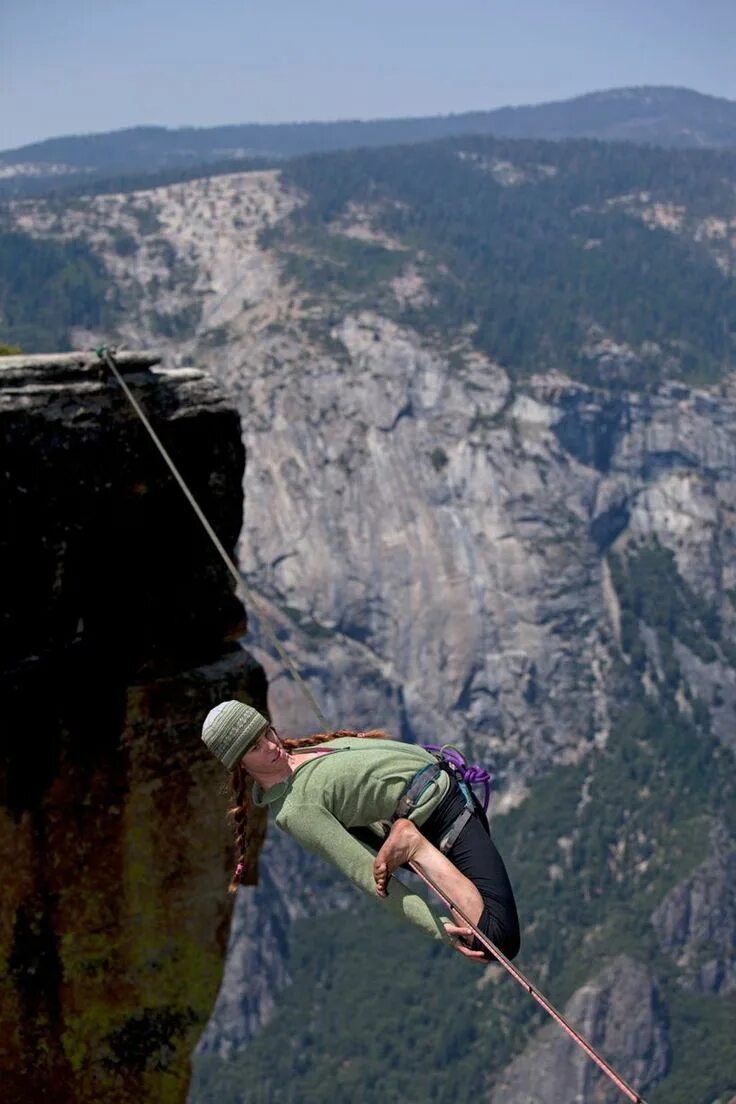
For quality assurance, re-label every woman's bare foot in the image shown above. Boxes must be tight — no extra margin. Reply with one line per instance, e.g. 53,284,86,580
373,818,422,896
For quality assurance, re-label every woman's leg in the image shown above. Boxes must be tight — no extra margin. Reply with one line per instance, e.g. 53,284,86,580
374,782,520,960
373,818,485,929
444,812,520,959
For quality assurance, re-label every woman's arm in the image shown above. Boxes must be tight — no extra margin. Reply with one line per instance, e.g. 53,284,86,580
280,801,454,944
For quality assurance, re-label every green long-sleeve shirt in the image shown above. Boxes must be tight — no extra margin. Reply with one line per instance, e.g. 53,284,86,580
252,737,453,943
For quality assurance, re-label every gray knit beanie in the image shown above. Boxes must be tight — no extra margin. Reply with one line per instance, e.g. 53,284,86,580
201,700,270,771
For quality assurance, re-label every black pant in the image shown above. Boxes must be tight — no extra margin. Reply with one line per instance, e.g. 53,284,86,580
420,779,521,960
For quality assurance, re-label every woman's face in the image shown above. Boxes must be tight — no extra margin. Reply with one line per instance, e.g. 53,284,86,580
241,726,285,774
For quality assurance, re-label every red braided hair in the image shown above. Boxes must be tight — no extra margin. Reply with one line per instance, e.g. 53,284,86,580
280,727,391,750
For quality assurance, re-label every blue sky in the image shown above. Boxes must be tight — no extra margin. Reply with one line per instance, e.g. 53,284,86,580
1,0,732,150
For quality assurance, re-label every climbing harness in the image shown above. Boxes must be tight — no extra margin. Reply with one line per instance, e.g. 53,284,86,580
392,761,443,821
423,743,492,813
391,744,492,853
97,344,648,1104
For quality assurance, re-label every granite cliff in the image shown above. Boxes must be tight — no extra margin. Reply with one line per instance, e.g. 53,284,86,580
192,315,736,1103
0,351,266,1102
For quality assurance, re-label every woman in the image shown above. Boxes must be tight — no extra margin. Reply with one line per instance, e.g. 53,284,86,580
202,700,520,963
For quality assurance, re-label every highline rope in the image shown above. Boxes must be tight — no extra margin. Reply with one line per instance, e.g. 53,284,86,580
96,345,329,731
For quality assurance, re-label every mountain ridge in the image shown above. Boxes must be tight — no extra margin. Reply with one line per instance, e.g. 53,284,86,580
2,85,734,200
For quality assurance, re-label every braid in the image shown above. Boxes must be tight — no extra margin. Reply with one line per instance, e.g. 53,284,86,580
281,728,392,750
228,762,251,894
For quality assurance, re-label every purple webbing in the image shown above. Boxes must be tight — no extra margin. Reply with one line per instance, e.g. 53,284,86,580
422,743,493,813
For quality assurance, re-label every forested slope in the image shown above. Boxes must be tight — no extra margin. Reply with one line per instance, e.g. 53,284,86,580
272,134,736,389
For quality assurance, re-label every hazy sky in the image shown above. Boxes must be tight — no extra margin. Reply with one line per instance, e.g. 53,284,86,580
1,0,733,150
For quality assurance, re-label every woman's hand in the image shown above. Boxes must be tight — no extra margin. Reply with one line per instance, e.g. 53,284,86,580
443,923,490,962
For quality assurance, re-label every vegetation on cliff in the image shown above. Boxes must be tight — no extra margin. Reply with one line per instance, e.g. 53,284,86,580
0,230,113,351
272,136,735,389
3,133,734,383
610,537,736,672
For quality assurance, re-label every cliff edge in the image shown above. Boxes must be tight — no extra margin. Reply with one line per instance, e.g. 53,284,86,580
0,351,266,1102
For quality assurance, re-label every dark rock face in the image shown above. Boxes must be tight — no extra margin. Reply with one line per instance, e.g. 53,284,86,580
488,956,670,1104
552,392,630,474
0,353,267,1103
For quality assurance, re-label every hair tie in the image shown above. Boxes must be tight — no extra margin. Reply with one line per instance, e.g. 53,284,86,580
234,862,244,880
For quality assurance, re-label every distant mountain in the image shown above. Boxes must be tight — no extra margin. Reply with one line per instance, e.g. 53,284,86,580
1,86,734,200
